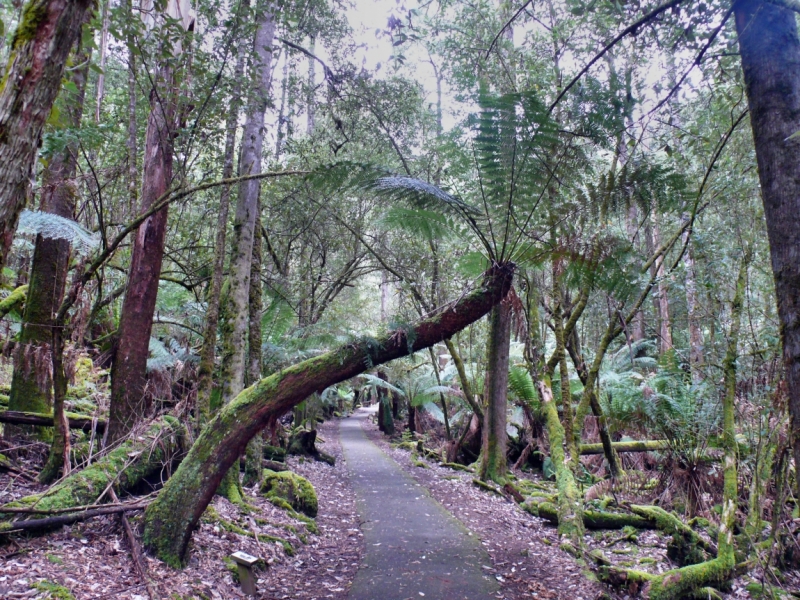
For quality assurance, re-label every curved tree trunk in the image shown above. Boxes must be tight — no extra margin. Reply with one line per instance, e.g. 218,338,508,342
734,0,800,504
0,0,94,276
143,264,514,566
8,22,91,426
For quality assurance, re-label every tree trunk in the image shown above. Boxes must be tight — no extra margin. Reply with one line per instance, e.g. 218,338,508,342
215,0,275,501
682,213,704,383
218,1,277,406
0,0,94,276
195,9,247,426
8,24,91,426
478,298,511,484
125,0,138,213
734,0,800,503
143,263,513,566
108,56,176,444
242,205,264,488
650,216,673,355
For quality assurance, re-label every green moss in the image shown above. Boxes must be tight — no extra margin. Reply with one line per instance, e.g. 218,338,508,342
223,556,240,583
46,553,63,564
32,580,75,599
261,470,318,518
12,1,47,50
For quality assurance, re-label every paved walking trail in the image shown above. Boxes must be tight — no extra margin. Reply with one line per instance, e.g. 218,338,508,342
341,407,498,600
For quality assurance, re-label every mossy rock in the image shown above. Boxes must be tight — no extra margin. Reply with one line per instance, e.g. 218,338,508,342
263,444,286,462
261,470,318,517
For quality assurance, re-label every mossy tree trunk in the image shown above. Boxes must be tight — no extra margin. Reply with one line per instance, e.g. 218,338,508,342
478,297,511,484
195,10,247,427
143,263,513,566
243,205,264,488
0,0,94,276
216,1,276,501
734,0,800,504
8,18,91,431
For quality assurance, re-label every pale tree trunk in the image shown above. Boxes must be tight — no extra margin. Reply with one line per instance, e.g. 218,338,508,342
478,298,511,483
216,1,276,501
195,29,247,426
126,0,138,212
682,212,704,383
143,264,513,566
275,55,289,159
306,36,316,135
108,1,194,444
0,0,94,276
734,0,800,503
650,215,673,355
218,1,277,406
94,0,109,123
8,23,91,426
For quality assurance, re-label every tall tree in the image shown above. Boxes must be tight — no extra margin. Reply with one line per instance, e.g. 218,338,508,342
734,0,800,501
108,0,194,443
0,0,95,276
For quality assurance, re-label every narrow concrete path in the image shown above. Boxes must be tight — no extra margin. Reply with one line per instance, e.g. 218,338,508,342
341,407,498,600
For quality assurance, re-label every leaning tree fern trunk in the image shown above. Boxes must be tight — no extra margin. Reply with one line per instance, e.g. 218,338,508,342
0,0,94,277
143,263,513,567
8,20,91,435
216,1,277,501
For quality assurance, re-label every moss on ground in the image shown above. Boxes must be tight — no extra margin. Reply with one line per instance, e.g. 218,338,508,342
261,469,318,518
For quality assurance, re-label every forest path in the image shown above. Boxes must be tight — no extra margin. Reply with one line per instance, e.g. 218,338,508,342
341,406,499,600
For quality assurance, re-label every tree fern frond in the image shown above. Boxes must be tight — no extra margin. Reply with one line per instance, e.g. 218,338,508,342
17,210,100,255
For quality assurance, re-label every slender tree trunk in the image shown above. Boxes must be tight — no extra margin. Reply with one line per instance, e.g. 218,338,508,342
0,0,94,276
8,24,91,425
143,264,513,566
94,0,109,123
650,216,673,355
275,55,289,159
218,1,277,407
734,0,800,502
242,204,264,487
478,298,511,483
306,36,316,135
195,37,246,425
682,212,704,383
126,0,138,213
216,1,276,501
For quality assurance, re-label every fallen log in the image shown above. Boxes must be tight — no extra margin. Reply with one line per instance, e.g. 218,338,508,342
1,502,149,533
524,500,656,530
0,285,27,321
143,263,514,567
1,417,184,525
580,440,669,455
0,410,107,433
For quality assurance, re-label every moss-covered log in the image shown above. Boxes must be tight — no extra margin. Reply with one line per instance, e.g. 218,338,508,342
0,410,106,433
143,264,514,566
1,417,183,523
579,440,668,455
0,285,27,320
524,500,655,530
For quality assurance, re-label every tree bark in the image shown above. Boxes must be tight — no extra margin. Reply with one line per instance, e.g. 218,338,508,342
734,0,800,503
109,8,187,442
8,23,91,423
478,298,511,483
0,0,94,276
195,35,246,425
218,1,277,406
143,263,514,566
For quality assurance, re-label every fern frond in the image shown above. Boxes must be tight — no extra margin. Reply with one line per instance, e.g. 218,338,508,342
17,210,100,255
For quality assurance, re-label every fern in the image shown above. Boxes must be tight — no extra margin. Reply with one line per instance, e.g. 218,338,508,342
16,210,100,255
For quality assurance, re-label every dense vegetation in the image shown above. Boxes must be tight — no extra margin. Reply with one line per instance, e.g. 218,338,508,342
0,0,799,597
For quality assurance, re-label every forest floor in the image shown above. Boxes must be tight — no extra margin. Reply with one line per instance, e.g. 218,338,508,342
1,410,792,599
